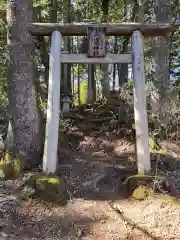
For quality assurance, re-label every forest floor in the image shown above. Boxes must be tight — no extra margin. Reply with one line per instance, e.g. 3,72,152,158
1,104,180,240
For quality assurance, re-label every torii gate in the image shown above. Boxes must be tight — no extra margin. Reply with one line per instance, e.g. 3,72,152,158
29,22,170,175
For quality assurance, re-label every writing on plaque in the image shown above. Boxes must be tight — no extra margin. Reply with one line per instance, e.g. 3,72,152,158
87,27,107,58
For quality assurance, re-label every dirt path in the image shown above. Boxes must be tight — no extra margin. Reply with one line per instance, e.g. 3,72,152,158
0,119,180,239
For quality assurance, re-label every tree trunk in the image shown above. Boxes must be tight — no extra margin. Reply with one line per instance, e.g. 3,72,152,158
100,0,110,99
72,65,75,98
113,37,118,90
77,64,80,105
63,0,72,96
51,0,58,23
117,1,129,87
100,64,110,99
134,0,145,22
112,64,116,91
118,37,129,86
35,5,49,86
88,64,96,103
151,0,171,124
117,0,142,87
7,0,42,168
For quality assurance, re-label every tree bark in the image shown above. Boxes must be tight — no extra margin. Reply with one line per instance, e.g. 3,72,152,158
50,0,58,23
100,0,110,99
113,37,118,90
7,0,42,168
117,0,143,87
77,64,80,105
151,0,171,123
88,64,96,103
100,64,110,99
118,37,129,86
35,7,49,85
117,1,129,87
63,0,72,96
72,65,75,98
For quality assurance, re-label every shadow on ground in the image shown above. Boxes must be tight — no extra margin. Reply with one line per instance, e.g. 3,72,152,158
1,117,180,239
56,123,180,202
0,207,101,240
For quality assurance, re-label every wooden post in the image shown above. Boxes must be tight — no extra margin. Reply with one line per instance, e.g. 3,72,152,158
43,31,62,174
131,30,151,175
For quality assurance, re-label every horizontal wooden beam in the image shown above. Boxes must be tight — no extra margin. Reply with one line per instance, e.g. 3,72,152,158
61,54,132,63
29,22,170,37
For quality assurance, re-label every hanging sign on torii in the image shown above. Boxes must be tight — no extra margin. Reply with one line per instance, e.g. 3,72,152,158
87,27,107,58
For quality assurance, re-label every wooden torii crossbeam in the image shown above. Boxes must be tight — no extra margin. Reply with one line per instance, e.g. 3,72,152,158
29,22,170,36
40,23,170,175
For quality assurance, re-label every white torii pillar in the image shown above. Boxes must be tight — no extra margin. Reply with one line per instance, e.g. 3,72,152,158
43,31,62,174
131,30,151,175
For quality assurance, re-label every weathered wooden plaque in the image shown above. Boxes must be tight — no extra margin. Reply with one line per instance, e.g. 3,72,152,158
87,27,107,58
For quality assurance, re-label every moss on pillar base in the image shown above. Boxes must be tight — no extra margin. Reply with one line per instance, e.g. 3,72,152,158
0,152,23,180
122,174,164,198
21,173,68,205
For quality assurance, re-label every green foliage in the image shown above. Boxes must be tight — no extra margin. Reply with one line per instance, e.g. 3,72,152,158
0,157,22,180
0,0,179,141
73,79,88,105
149,135,161,151
33,0,49,8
